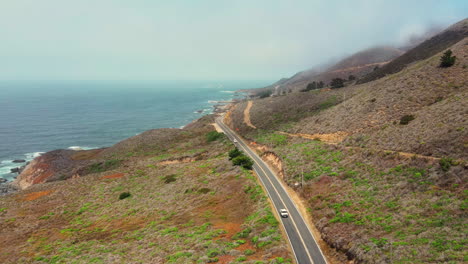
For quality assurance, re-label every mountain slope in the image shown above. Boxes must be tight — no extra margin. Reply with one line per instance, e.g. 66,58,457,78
358,18,468,84
226,21,467,263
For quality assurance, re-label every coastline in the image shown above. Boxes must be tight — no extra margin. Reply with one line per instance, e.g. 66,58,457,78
0,90,245,195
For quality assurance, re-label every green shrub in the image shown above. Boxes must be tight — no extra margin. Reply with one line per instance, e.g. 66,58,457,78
87,159,121,173
257,90,273,98
330,78,345,88
162,174,177,183
244,249,255,255
198,188,211,194
228,148,242,160
236,256,247,262
439,49,456,67
232,155,254,170
206,249,220,258
119,192,131,200
206,131,223,142
439,157,454,172
399,115,415,125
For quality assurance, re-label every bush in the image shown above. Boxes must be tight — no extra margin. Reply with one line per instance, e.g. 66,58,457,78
330,78,345,89
228,148,242,160
301,82,317,92
399,115,415,125
439,157,454,172
257,90,273,98
119,192,131,200
232,155,254,170
348,75,356,81
87,159,121,173
206,131,223,142
439,49,456,67
163,174,177,183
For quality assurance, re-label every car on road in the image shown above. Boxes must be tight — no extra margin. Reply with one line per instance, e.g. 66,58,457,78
233,139,238,143
279,209,289,218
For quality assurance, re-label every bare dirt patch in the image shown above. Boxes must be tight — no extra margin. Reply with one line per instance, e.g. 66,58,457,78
101,172,125,179
244,101,257,129
21,190,53,201
278,131,349,144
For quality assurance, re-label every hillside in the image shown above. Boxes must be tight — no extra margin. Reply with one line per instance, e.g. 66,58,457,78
0,116,293,263
358,18,468,84
256,46,404,95
225,20,467,263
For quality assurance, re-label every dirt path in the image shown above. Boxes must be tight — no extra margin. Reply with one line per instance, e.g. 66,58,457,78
277,131,348,144
244,101,257,129
278,131,448,162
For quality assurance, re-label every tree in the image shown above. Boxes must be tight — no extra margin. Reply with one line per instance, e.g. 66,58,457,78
257,90,272,98
373,65,380,71
317,81,325,88
301,81,317,92
232,155,254,170
330,78,345,89
228,148,242,160
439,49,456,67
348,75,356,81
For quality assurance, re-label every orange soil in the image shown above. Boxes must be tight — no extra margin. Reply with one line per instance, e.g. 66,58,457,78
214,222,241,240
21,190,53,201
216,255,235,264
101,173,125,179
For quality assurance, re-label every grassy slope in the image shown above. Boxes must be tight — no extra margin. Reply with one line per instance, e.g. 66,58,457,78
228,39,467,262
0,117,292,264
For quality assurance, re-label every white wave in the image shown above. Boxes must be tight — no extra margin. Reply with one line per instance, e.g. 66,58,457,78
220,90,235,93
24,152,45,160
67,146,96,151
208,100,218,104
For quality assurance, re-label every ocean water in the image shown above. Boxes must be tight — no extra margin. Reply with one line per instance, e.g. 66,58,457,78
0,80,266,181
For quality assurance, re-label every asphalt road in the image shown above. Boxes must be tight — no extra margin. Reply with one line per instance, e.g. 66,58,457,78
216,118,327,264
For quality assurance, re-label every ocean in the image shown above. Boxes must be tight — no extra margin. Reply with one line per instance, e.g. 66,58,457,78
0,80,267,182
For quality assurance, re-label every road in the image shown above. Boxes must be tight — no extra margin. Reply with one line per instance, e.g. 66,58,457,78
216,117,327,264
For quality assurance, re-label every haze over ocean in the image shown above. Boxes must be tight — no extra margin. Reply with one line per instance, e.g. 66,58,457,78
0,80,267,181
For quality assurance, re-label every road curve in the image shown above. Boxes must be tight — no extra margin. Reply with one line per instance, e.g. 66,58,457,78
216,117,327,264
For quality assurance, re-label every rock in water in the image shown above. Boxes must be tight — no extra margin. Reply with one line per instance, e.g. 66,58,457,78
12,159,26,163
10,168,20,173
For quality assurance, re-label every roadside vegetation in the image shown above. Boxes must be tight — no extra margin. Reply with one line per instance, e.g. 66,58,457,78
0,117,292,263
245,129,466,263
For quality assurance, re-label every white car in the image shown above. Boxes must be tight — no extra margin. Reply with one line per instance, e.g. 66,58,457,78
233,139,238,143
279,209,289,218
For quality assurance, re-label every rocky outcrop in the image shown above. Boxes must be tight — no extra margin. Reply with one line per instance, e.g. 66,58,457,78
14,149,99,189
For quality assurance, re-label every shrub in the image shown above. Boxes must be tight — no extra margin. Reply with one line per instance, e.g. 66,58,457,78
439,157,454,172
206,131,223,142
301,82,318,92
232,155,254,170
439,49,456,67
162,174,177,183
198,188,211,194
119,192,131,200
348,75,356,81
244,249,255,255
399,115,415,125
87,159,121,173
228,148,242,160
257,90,273,98
330,78,345,88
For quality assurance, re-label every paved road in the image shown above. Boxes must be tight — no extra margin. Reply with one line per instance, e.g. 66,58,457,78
216,118,327,264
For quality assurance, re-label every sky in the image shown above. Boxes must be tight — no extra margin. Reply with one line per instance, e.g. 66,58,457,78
0,0,467,81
